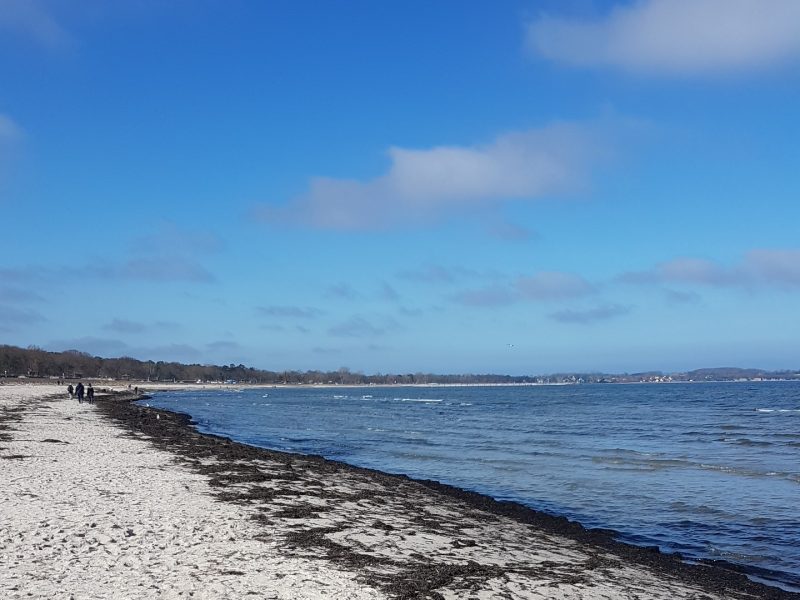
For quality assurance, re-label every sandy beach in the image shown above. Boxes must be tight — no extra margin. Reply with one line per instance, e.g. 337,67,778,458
1,384,794,599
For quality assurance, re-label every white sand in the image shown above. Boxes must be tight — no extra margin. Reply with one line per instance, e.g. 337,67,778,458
0,384,767,599
1,385,384,599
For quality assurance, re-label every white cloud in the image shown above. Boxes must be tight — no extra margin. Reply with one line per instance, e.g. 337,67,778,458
133,223,224,256
620,249,800,289
515,272,594,301
527,0,800,74
451,285,515,308
398,264,487,285
0,305,45,332
743,249,800,287
120,257,215,283
256,305,323,319
328,315,400,338
46,337,206,363
486,220,537,242
0,0,71,49
103,318,148,334
256,122,605,230
0,255,215,285
452,271,595,307
550,304,631,324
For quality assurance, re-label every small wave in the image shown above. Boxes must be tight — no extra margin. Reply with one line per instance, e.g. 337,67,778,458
397,398,443,403
362,395,373,399
732,439,773,447
332,395,348,399
597,448,654,457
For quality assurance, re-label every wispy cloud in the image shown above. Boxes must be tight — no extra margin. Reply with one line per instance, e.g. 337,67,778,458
0,0,72,50
255,121,607,230
398,264,499,285
663,288,702,305
620,249,800,289
103,318,148,334
516,272,595,301
328,315,399,338
312,346,341,355
399,265,461,284
1,224,217,285
486,220,537,242
378,282,400,302
206,340,241,352
46,337,130,358
120,257,215,283
329,316,384,338
452,271,594,307
256,305,323,319
549,304,631,324
451,285,515,308
620,257,732,286
46,337,206,363
133,223,224,255
124,223,220,283
326,282,360,300
527,0,800,75
0,285,44,303
744,249,800,287
0,305,45,332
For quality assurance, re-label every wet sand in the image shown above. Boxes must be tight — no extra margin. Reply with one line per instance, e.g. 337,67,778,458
1,384,795,599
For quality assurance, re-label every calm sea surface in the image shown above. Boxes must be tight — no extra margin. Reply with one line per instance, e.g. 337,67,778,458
143,382,800,591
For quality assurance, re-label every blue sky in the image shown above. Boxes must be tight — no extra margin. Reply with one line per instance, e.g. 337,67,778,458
1,0,799,374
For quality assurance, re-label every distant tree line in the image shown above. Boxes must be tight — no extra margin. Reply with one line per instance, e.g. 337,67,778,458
2,344,797,385
0,344,537,385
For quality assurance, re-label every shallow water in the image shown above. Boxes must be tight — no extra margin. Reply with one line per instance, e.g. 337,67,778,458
144,382,800,591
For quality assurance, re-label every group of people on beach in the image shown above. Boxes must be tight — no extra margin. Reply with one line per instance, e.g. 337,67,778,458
67,382,94,403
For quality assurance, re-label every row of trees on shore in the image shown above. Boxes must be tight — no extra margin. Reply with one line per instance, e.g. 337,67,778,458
0,345,536,385
2,344,798,385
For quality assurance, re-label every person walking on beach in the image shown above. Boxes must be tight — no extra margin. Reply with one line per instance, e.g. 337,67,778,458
67,384,74,399
75,382,85,403
86,383,95,403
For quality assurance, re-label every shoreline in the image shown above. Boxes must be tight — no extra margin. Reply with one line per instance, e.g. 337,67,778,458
3,384,797,599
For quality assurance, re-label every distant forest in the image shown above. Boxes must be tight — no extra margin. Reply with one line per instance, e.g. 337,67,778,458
0,345,536,385
1,345,797,385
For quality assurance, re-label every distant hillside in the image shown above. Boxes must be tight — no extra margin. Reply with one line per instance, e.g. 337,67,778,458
0,345,797,385
686,367,771,380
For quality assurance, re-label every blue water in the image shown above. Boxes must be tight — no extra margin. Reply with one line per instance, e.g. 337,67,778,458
143,382,800,591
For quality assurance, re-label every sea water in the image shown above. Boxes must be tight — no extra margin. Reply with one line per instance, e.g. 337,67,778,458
143,382,800,591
